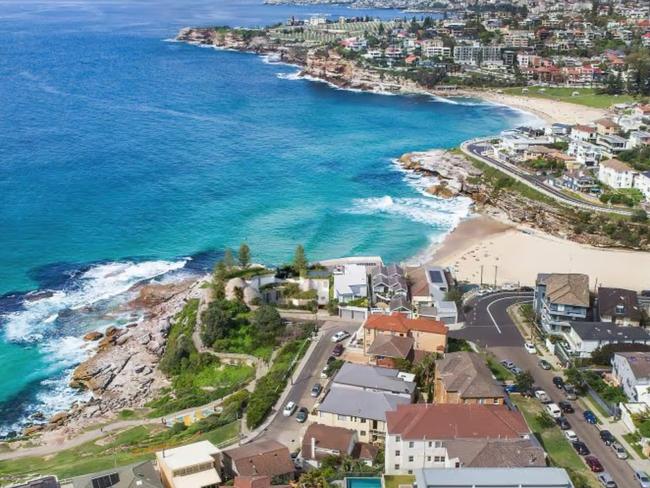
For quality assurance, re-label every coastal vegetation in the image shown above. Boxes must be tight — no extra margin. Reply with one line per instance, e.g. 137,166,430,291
503,86,636,109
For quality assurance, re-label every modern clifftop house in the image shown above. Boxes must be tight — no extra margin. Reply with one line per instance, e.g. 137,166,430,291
332,264,368,303
534,273,590,333
363,313,448,357
370,264,408,304
384,404,543,475
414,468,574,488
434,352,505,405
156,440,221,488
597,287,642,327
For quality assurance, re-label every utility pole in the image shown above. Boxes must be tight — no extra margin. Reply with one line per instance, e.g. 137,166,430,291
494,265,498,288
480,265,484,286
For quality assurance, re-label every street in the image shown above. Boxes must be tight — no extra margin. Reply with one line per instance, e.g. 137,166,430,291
458,292,638,488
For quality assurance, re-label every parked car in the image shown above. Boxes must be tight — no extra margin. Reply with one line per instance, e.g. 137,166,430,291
500,360,515,370
635,470,650,488
504,384,520,393
310,383,322,397
524,342,536,354
535,389,551,403
611,442,628,459
564,384,577,400
332,343,344,357
539,359,552,370
326,355,336,365
511,366,524,376
320,365,330,379
585,456,604,473
556,416,571,430
295,407,308,423
572,441,590,455
597,472,617,488
583,410,597,424
559,401,575,414
552,376,565,389
331,331,350,343
546,403,562,419
283,401,297,417
599,430,615,445
564,430,579,442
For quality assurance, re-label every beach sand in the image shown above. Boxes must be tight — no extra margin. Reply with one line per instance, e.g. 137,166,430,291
431,215,650,291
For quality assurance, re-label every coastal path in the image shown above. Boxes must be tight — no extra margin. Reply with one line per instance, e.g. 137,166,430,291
455,291,638,488
460,139,634,216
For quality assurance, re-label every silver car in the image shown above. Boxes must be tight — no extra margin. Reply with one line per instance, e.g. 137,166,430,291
611,442,628,459
597,472,617,488
635,470,650,488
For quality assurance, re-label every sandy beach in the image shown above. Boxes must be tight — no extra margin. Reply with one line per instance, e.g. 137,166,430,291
431,215,650,291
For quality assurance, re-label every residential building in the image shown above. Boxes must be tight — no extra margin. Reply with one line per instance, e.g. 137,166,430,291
562,321,650,359
595,118,621,136
635,171,650,201
62,463,162,488
409,266,452,306
156,441,221,488
612,352,650,404
434,352,504,405
385,404,544,475
570,125,597,143
567,140,602,167
222,440,294,481
370,264,407,303
561,171,600,194
414,468,574,488
333,264,368,303
597,287,642,327
420,39,451,58
311,363,416,443
597,134,628,156
366,334,415,367
534,273,590,333
363,313,448,355
300,423,357,468
12,478,60,488
598,158,636,189
628,130,650,149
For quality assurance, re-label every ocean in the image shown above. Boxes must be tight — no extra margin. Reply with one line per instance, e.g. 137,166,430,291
0,0,535,434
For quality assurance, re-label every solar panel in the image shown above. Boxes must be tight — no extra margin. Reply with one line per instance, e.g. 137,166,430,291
91,472,119,488
428,270,444,283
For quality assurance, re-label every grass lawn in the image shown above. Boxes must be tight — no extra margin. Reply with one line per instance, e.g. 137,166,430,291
511,396,599,488
484,354,514,381
503,86,636,109
384,475,415,488
623,432,648,460
0,421,239,482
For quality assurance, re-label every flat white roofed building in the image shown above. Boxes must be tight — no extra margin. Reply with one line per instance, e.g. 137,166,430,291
333,264,368,303
598,158,637,189
156,440,221,488
415,467,574,488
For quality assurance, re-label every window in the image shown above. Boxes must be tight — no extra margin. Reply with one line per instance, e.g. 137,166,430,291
408,456,414,462
493,398,500,404
434,441,442,448
408,441,414,448
427,441,432,447
395,450,401,456
337,414,348,421
395,436,400,442
427,456,432,462
394,464,400,470
361,418,366,423
434,456,446,463
407,470,413,475
361,431,366,436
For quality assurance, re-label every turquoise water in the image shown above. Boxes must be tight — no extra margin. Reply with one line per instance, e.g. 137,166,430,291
346,478,382,488
0,0,533,434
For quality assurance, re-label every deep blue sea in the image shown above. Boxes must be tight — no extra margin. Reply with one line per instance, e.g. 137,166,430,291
0,0,535,434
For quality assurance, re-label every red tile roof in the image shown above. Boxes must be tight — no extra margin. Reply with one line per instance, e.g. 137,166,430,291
364,313,448,335
386,404,529,440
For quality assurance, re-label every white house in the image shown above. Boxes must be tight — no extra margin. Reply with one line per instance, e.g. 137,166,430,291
612,352,650,404
628,130,650,149
333,264,368,303
562,321,650,359
598,158,637,189
568,140,603,167
634,171,650,201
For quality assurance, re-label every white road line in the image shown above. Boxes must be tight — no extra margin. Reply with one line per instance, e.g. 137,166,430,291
485,296,533,334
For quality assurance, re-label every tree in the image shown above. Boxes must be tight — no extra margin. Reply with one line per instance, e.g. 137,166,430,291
252,305,285,344
201,305,231,347
212,261,227,300
234,286,244,303
293,244,308,277
414,353,437,401
632,209,648,223
238,242,251,268
515,370,534,393
298,470,330,488
536,411,556,429
223,248,235,269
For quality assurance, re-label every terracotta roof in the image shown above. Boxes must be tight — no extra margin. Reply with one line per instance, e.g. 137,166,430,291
364,313,448,335
436,352,504,400
367,334,414,359
386,404,529,440
537,273,589,308
301,423,355,461
225,440,294,478
351,442,379,461
596,118,619,128
573,124,596,133
234,476,271,488
600,158,634,173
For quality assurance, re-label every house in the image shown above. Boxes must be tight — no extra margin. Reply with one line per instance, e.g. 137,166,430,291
222,440,294,481
567,140,602,166
595,118,621,136
596,134,628,156
597,287,642,327
634,104,650,119
634,171,650,201
366,334,415,367
562,321,650,359
363,313,448,355
300,423,357,468
384,404,544,475
61,463,162,488
311,363,416,443
628,130,650,149
434,352,504,405
409,266,452,306
414,468,574,488
612,352,650,404
534,273,590,333
598,158,636,189
11,478,60,488
561,171,600,194
370,264,407,304
333,264,368,303
156,441,221,488
570,124,597,143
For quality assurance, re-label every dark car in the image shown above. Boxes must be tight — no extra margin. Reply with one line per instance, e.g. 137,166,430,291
556,416,571,430
600,429,615,445
559,401,575,414
584,410,598,424
295,407,308,423
552,376,565,389
326,355,336,365
310,383,322,397
573,441,590,456
585,456,604,473
539,359,552,370
332,343,344,357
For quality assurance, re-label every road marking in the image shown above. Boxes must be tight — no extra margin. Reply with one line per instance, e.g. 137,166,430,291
485,296,533,334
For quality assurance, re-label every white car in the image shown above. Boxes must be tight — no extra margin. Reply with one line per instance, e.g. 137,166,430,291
635,470,650,488
320,365,330,379
524,342,536,354
612,442,628,459
564,430,578,442
534,390,551,404
331,331,350,343
545,403,562,419
282,401,297,417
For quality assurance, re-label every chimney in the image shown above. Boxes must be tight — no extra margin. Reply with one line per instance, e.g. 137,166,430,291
311,437,316,460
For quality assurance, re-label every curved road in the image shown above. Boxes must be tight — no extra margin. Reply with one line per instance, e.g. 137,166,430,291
461,139,633,216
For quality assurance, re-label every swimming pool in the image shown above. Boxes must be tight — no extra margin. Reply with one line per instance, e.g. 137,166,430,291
346,477,382,488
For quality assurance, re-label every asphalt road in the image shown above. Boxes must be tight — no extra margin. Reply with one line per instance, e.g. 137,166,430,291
457,292,638,488
257,320,360,450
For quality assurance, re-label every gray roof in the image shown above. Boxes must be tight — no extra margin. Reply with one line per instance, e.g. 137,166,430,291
598,287,641,321
616,352,650,379
436,352,504,399
65,462,161,488
415,467,573,488
570,321,650,342
317,385,411,422
333,363,416,395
